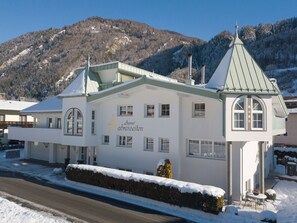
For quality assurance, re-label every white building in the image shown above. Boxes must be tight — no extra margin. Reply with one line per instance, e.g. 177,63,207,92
0,100,36,145
9,28,288,202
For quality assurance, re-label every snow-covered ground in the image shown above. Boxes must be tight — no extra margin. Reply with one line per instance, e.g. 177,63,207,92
0,194,70,223
0,150,296,223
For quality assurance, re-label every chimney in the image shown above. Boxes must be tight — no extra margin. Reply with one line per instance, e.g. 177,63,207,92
185,54,195,85
201,65,205,85
188,53,192,80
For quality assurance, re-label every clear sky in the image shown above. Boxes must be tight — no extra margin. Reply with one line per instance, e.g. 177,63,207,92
0,0,296,44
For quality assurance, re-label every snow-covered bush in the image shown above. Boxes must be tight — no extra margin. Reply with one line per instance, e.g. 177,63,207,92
265,189,276,201
65,164,225,214
260,210,277,223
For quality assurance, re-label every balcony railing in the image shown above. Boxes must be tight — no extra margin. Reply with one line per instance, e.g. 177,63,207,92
0,121,33,128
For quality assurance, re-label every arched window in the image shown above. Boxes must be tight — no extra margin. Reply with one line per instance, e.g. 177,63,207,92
252,98,264,129
233,97,245,129
65,108,83,136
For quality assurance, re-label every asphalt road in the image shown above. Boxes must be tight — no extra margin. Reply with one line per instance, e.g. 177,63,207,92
0,171,187,223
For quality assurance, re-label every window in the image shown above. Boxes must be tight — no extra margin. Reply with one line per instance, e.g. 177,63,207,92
233,97,245,129
144,137,154,151
160,104,170,117
56,118,61,129
0,114,5,122
91,122,95,135
187,139,225,160
91,110,95,135
233,96,265,131
91,110,95,120
252,98,263,129
102,135,109,144
48,118,53,128
145,105,154,117
188,140,199,156
118,135,132,147
193,103,205,117
159,138,169,153
65,108,83,136
213,142,226,159
201,140,212,157
0,129,4,138
118,105,133,116
19,115,27,122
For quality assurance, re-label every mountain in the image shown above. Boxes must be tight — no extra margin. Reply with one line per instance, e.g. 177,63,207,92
0,16,297,101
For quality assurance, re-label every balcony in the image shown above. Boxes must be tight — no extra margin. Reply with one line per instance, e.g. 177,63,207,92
0,121,33,128
8,126,62,144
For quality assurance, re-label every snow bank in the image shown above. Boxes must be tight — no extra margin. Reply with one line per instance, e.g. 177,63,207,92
67,164,225,197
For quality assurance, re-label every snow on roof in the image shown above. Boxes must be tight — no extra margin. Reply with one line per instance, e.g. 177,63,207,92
22,97,62,113
58,69,86,97
69,164,225,198
0,100,37,111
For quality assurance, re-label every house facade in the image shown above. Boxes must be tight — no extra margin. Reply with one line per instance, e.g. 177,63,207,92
9,28,288,202
0,100,36,145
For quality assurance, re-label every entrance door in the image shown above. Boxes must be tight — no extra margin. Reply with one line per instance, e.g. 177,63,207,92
79,147,87,164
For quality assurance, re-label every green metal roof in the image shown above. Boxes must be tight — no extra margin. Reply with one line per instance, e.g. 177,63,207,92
87,76,220,102
206,33,278,95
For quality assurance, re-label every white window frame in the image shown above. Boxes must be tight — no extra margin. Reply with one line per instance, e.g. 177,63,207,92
187,139,226,160
159,138,169,153
144,137,154,151
160,104,170,117
188,139,200,156
91,122,95,135
64,108,83,136
117,135,132,148
233,97,246,130
145,104,154,118
118,105,133,116
251,97,264,130
193,103,205,118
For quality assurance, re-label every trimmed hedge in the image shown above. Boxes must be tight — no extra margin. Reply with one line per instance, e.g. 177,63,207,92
65,165,224,214
274,150,297,160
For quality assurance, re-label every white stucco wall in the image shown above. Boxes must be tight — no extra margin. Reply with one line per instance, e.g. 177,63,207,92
225,95,273,142
93,85,180,176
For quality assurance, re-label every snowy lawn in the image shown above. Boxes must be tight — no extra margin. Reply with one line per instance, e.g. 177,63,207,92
0,150,296,222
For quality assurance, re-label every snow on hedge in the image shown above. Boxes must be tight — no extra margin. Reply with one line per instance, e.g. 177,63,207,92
67,164,225,198
275,146,297,152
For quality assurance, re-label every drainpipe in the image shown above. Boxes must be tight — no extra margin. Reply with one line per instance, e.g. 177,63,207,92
259,141,265,194
227,141,233,204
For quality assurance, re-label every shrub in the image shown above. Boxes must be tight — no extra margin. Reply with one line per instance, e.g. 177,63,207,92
156,159,172,178
66,165,224,214
265,189,277,201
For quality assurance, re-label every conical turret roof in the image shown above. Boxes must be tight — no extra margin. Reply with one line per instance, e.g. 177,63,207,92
206,25,278,95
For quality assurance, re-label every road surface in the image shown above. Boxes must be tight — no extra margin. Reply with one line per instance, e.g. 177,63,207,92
0,171,187,223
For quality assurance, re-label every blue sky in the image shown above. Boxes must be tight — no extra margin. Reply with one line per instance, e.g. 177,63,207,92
0,0,296,44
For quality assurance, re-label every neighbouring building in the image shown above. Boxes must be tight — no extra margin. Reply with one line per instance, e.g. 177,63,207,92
0,100,37,145
9,27,288,202
274,96,297,147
